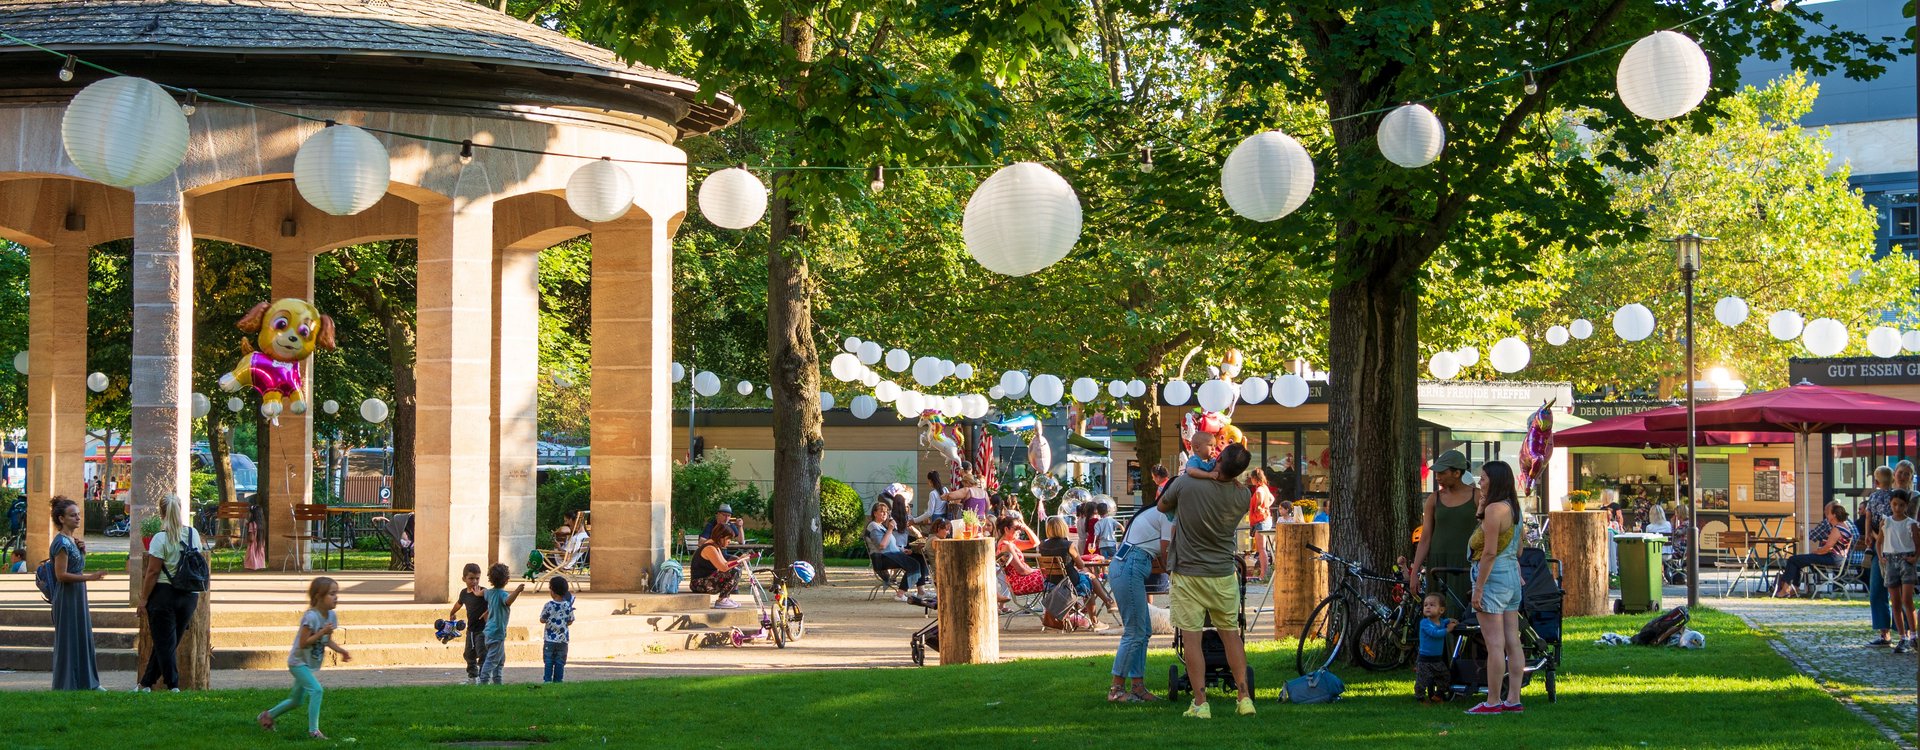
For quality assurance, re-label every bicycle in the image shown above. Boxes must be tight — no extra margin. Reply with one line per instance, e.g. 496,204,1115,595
1296,543,1404,676
739,555,806,648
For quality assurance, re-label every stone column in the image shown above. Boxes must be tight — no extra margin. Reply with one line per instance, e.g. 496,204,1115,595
266,250,316,570
589,212,672,590
24,243,90,567
128,185,195,589
413,197,495,603
490,247,539,570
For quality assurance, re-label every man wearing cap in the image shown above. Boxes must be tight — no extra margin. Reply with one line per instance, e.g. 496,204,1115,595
1406,449,1481,616
699,504,744,548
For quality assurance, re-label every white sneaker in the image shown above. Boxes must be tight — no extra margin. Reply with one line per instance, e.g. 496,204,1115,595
714,598,740,609
134,686,151,693
168,688,180,693
894,591,910,602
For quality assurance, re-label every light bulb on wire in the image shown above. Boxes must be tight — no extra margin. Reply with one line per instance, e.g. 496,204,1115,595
57,55,76,82
1523,70,1538,96
867,165,885,194
458,139,474,164
1137,145,1154,173
181,89,199,116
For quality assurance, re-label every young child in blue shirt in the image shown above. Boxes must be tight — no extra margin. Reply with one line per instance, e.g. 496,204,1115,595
1415,593,1455,702
539,576,576,683
1182,430,1221,480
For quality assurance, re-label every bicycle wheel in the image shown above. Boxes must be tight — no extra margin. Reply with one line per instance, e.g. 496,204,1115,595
783,598,805,642
773,605,788,649
1295,596,1349,676
1352,614,1409,672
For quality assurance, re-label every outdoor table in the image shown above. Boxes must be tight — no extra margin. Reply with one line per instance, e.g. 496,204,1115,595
1738,513,1795,593
321,505,390,570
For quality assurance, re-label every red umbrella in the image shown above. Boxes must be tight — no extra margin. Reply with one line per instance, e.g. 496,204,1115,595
1642,384,1920,548
1555,404,1794,448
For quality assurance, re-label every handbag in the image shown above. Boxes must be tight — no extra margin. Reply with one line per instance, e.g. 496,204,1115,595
1281,669,1345,704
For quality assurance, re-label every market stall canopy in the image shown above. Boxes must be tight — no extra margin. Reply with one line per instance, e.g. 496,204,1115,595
1556,404,1794,448
1641,384,1920,434
1420,409,1589,443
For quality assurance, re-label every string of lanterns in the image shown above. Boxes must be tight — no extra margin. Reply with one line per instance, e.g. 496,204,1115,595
14,7,1743,279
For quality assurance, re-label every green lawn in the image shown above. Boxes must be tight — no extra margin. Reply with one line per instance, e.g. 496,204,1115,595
82,549,399,573
3,608,1885,749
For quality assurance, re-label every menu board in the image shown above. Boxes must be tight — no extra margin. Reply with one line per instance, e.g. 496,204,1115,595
1754,458,1781,504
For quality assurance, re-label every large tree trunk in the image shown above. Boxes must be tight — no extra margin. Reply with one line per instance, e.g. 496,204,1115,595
767,12,825,580
1325,273,1422,578
1131,389,1162,507
208,407,233,505
389,336,416,510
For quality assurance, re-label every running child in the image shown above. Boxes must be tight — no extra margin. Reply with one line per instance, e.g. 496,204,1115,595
258,577,352,739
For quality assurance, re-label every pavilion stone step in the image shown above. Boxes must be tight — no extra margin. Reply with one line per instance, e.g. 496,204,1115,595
0,606,140,629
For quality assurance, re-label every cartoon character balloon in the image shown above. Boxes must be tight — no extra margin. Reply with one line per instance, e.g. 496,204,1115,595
918,411,964,470
219,298,336,423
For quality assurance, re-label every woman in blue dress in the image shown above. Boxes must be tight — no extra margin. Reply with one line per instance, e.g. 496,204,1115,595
49,496,107,690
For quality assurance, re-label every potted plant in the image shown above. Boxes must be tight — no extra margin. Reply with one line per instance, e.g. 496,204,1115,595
139,514,164,553
1567,490,1593,512
1296,499,1321,522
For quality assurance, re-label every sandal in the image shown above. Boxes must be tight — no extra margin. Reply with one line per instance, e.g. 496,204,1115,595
1108,686,1128,703
1130,688,1161,702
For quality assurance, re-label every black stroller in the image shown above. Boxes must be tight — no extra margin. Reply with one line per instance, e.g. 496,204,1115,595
1434,548,1565,702
906,593,940,666
1166,558,1255,701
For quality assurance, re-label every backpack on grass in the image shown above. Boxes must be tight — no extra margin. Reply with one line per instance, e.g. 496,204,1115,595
1632,605,1689,646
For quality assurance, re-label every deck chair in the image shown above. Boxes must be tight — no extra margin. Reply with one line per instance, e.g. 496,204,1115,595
1805,551,1861,600
1712,531,1756,597
532,531,589,590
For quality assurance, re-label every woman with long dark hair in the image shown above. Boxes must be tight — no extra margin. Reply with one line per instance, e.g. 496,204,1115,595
1466,461,1526,715
49,496,107,690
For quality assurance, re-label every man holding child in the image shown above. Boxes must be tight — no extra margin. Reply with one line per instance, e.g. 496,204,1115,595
1157,442,1256,719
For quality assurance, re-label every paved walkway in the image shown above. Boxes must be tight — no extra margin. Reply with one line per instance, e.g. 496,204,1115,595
1712,595,1916,745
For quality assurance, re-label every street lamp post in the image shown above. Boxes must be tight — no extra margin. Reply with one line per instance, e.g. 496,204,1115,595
1671,231,1713,608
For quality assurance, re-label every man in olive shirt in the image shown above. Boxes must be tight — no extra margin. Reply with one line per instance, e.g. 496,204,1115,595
1157,443,1255,718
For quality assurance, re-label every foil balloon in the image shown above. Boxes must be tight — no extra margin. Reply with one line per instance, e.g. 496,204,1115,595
1028,429,1052,474
1029,473,1062,506
1517,402,1555,495
218,298,336,424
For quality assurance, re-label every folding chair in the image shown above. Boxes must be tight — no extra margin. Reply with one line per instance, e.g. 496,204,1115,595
1712,530,1756,597
283,503,330,571
1805,551,1861,600
867,554,901,601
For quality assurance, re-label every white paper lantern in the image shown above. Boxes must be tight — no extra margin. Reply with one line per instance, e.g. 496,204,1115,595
989,385,1006,400
965,395,991,420
697,167,767,229
1613,303,1656,342
1072,377,1100,403
1196,379,1236,412
940,360,956,378
999,370,1029,398
1490,337,1532,373
736,380,754,396
320,399,339,415
843,336,861,354
1569,319,1594,340
1801,317,1848,357
1429,351,1461,380
875,380,901,403
855,341,882,366
1378,104,1446,168
61,77,190,187
1768,310,1804,341
693,371,721,397
86,372,108,392
896,391,921,417
1030,374,1064,406
293,124,392,217
1127,379,1147,398
910,356,938,387
1456,346,1481,368
671,362,685,383
359,398,388,422
885,348,910,372
1616,31,1712,121
1239,376,1270,404
961,162,1083,276
829,353,857,382
10,351,24,375
1274,374,1310,408
1163,380,1192,406
956,363,975,380
851,394,878,419
1904,330,1920,353
860,370,880,388
191,392,211,419
764,387,773,400
819,392,836,411
1220,131,1315,222
1545,325,1570,346
228,396,246,414
1107,380,1128,399
1714,296,1749,328
944,396,964,415
1867,326,1903,358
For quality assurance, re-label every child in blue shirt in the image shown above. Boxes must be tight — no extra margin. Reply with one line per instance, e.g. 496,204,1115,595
539,576,576,683
479,563,525,685
1182,430,1220,480
1415,593,1454,702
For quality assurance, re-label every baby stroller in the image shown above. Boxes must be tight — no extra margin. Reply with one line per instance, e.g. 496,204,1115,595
1434,547,1564,703
1166,558,1255,701
906,593,940,666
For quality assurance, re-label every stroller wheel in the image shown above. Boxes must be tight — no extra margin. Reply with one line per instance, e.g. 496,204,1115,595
1168,663,1182,702
1545,667,1557,703
911,637,925,667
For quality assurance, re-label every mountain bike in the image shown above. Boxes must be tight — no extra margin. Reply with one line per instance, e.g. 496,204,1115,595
1296,544,1403,675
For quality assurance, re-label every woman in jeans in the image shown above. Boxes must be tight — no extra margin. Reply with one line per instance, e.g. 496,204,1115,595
139,493,204,692
1862,466,1897,645
1108,504,1171,702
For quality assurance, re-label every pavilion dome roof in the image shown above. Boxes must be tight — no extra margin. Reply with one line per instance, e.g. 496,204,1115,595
0,0,739,136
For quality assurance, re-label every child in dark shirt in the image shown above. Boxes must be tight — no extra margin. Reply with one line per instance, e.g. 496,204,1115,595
447,563,488,684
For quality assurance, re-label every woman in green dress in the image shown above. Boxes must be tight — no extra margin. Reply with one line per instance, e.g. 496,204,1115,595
1406,450,1481,616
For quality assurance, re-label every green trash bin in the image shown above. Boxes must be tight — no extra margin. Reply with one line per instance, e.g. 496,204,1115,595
1615,533,1668,614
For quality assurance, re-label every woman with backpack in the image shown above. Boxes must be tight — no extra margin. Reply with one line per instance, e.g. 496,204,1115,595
138,493,207,692
48,495,106,690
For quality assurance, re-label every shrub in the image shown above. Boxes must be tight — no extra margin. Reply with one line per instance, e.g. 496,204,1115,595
819,476,863,551
189,470,217,506
672,450,765,533
535,470,593,545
